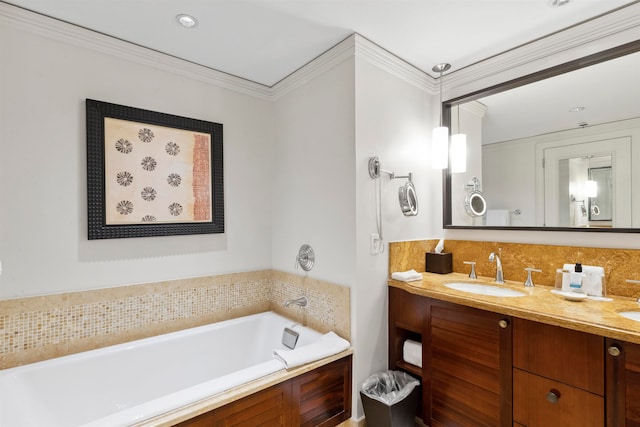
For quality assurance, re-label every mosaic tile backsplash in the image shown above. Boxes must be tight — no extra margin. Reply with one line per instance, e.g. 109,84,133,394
0,270,350,369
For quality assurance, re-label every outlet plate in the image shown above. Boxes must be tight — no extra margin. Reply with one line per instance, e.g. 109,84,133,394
370,233,382,254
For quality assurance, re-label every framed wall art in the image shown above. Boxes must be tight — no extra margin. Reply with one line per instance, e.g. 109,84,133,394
86,99,224,239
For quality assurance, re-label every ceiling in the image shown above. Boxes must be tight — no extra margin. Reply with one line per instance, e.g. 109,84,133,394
3,0,637,87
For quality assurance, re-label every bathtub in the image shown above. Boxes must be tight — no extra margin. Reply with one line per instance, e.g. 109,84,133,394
0,311,331,427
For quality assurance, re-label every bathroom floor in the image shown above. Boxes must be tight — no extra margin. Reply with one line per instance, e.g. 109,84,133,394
337,418,426,426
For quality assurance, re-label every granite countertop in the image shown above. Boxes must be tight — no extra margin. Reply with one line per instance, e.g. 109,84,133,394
390,272,640,344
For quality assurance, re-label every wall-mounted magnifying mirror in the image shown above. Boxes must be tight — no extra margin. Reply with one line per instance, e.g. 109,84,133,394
465,192,487,218
443,40,640,233
399,181,418,216
463,177,487,218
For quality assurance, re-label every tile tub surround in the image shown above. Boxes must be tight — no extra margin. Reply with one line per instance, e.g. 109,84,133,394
389,239,640,299
0,270,350,369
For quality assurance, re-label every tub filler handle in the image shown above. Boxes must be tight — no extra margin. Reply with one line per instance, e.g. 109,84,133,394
295,244,315,271
284,296,308,308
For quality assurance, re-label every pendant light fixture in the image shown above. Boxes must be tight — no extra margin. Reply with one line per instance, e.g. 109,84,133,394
450,105,467,173
585,179,598,198
432,63,451,169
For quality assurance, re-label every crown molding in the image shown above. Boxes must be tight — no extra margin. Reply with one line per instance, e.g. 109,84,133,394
270,35,356,100
270,34,437,100
444,2,640,99
353,34,434,93
2,1,638,103
0,2,273,100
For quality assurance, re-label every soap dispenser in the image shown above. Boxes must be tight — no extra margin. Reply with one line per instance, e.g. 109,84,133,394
569,263,584,292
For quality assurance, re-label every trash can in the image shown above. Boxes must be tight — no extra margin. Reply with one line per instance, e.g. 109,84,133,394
360,370,420,427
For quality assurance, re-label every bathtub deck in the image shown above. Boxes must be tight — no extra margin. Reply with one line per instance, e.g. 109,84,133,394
136,349,353,427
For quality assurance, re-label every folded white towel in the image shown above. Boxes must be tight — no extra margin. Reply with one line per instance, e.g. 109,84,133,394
485,210,510,226
403,339,422,368
391,270,423,282
273,332,350,369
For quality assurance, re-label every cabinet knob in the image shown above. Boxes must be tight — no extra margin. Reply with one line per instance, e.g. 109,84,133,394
546,390,560,404
608,345,621,357
498,319,509,329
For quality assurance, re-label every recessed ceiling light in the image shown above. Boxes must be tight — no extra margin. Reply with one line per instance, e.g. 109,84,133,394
569,106,586,113
176,14,198,29
548,0,571,7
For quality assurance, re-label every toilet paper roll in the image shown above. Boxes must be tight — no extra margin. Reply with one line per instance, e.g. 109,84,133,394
403,339,422,368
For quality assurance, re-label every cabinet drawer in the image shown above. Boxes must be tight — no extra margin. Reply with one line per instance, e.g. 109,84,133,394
513,369,604,427
513,318,604,394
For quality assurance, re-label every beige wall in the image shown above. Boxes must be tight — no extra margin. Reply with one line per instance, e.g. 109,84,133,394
0,5,274,299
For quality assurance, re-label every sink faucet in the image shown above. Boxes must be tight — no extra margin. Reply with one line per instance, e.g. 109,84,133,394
489,249,504,284
284,296,308,307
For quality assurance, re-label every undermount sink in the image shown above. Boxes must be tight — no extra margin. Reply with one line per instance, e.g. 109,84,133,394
444,282,527,297
619,311,640,322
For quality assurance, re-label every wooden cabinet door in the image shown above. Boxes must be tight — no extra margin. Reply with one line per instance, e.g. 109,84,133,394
425,299,512,427
177,382,292,427
175,356,352,427
513,369,604,427
212,382,292,427
291,354,352,427
606,338,640,427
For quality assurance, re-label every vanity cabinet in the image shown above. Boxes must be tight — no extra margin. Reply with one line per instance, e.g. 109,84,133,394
389,286,640,427
512,318,605,426
388,288,512,426
605,338,640,426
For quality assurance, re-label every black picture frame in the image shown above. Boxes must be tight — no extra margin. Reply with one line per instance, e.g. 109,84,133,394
86,99,224,239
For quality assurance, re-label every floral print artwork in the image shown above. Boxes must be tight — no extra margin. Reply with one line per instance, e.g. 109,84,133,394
104,117,212,225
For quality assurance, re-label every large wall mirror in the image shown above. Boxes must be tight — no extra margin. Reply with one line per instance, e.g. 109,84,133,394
443,40,640,233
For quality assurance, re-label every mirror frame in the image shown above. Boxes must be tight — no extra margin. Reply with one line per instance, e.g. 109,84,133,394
442,39,640,233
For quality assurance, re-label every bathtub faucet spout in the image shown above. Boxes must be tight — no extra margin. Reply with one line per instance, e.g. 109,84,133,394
284,296,308,307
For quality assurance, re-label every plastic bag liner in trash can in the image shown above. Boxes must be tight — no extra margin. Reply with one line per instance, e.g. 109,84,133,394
360,371,420,427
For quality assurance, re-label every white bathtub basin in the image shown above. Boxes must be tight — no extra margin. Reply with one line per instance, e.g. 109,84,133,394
0,311,335,427
444,282,527,297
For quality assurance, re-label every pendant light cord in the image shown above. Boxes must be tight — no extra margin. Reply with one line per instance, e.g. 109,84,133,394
438,69,444,126
432,63,451,127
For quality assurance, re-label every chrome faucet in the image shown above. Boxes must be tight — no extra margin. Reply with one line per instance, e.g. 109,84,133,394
524,268,542,287
489,249,504,284
284,296,308,307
